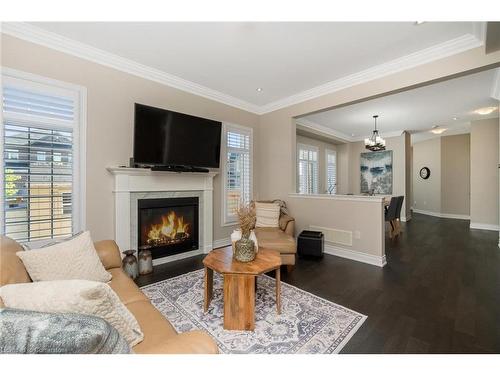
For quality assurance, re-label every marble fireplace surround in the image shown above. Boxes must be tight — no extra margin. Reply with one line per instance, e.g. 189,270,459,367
107,167,217,265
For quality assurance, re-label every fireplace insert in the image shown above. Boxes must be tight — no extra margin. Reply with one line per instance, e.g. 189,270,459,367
137,197,199,259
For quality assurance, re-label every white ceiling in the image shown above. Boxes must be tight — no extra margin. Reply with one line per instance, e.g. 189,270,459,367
301,68,499,143
25,22,481,111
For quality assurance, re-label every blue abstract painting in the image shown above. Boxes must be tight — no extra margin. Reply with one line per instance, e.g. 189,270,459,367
360,150,393,194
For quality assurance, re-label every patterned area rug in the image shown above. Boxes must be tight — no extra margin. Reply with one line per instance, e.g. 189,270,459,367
141,269,366,354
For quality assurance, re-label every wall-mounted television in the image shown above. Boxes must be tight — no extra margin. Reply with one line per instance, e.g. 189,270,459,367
133,103,222,169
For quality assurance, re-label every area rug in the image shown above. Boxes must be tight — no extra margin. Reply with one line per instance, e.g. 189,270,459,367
140,269,367,353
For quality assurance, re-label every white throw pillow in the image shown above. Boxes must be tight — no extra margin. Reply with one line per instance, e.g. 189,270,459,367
16,231,111,283
255,202,280,228
0,280,144,346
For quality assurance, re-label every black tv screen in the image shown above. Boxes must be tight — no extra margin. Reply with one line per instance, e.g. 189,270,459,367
133,104,222,168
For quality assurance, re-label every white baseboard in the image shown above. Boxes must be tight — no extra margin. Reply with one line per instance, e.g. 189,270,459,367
469,222,500,231
440,213,470,220
412,208,470,220
213,237,231,249
412,208,441,218
324,244,387,267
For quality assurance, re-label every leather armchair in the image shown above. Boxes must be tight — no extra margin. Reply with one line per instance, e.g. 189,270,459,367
253,204,297,269
279,214,295,237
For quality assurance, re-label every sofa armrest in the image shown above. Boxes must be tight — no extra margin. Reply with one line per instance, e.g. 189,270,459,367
143,331,219,354
94,240,122,270
279,214,295,236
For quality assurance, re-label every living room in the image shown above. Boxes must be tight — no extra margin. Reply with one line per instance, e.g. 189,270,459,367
1,2,500,374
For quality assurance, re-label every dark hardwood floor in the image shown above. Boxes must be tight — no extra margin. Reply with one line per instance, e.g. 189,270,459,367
135,213,500,353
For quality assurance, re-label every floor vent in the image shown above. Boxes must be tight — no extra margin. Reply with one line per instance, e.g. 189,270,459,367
309,225,353,247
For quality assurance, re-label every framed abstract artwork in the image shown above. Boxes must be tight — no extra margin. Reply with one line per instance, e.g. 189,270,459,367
360,150,393,194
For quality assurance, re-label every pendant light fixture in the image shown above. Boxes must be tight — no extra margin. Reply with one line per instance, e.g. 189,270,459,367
364,115,386,151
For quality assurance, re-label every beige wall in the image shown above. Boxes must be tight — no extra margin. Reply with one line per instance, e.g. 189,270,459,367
287,196,385,258
470,118,499,227
412,134,471,217
412,138,442,213
441,134,470,216
413,132,490,220
404,132,412,219
1,34,260,242
336,143,350,194
296,134,338,193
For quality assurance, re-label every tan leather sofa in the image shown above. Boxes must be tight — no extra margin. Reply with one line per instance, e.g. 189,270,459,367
0,236,218,354
253,209,297,269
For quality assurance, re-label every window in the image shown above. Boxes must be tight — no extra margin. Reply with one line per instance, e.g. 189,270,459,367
297,143,319,194
222,123,252,224
1,69,86,245
326,149,337,194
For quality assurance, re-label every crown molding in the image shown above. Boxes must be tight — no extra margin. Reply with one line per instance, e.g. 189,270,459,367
0,22,262,114
295,118,353,142
411,123,472,145
296,118,404,143
472,22,487,43
259,33,484,114
491,68,500,100
1,22,484,116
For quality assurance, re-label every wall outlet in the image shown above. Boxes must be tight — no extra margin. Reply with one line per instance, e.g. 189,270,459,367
423,200,427,206
354,230,361,239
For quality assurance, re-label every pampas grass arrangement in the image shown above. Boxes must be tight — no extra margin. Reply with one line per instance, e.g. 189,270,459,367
236,201,256,238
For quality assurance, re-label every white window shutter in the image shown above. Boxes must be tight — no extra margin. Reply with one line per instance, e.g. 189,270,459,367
326,150,337,194
297,144,319,194
223,124,252,224
2,73,83,244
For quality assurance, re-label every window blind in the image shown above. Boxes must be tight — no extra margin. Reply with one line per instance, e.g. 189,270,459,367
326,150,337,194
3,87,75,123
297,145,318,194
2,81,77,243
224,125,252,223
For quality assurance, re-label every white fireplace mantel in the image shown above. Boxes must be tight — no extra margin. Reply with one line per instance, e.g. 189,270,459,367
107,167,217,264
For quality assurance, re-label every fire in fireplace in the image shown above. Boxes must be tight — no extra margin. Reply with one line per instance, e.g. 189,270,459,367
146,210,190,247
138,197,199,259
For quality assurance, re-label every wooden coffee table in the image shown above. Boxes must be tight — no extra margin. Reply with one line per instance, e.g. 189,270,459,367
203,246,282,331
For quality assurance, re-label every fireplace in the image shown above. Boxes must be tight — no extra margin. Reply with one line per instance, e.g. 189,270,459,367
137,197,199,259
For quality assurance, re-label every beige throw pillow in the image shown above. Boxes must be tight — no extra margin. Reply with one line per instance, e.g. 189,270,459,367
0,280,144,346
255,202,280,228
16,231,111,283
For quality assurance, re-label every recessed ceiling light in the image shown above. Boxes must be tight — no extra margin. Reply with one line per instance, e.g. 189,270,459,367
414,21,426,25
430,126,447,135
474,106,497,115
452,117,458,120
351,133,356,137
256,88,263,92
